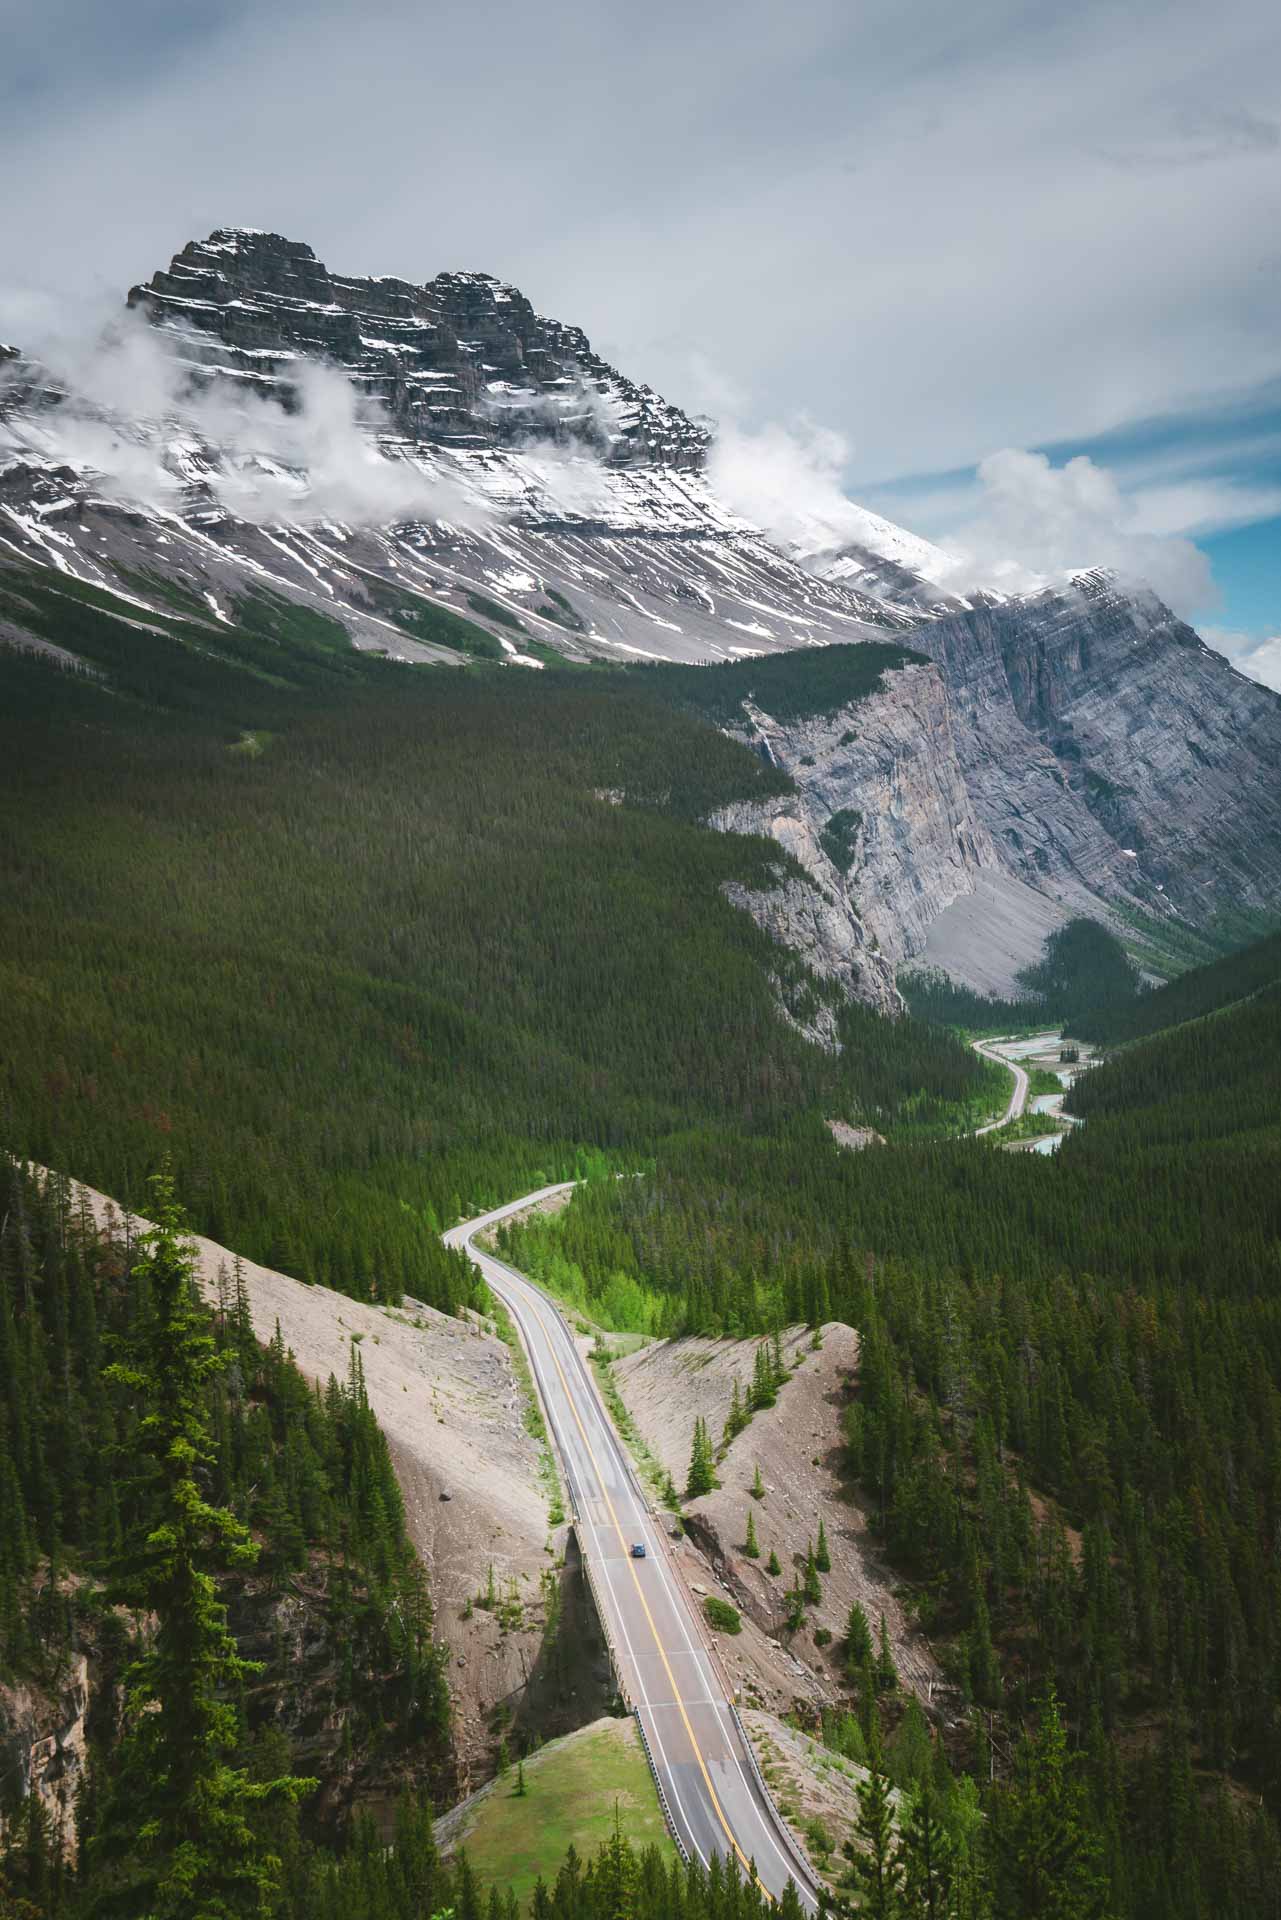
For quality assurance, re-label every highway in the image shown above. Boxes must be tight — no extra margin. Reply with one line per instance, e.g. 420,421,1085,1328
445,1187,820,1911
972,1038,1030,1133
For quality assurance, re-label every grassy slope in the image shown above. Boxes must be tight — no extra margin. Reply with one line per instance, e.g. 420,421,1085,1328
439,1717,674,1906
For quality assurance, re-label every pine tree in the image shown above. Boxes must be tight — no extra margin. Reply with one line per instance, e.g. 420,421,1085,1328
989,1690,1110,1920
850,1763,904,1920
744,1508,760,1558
766,1549,782,1576
88,1168,312,1918
723,1377,747,1447
816,1516,831,1573
847,1600,874,1675
751,1463,766,1501
876,1612,898,1692
750,1343,776,1411
686,1417,715,1498
902,1777,958,1920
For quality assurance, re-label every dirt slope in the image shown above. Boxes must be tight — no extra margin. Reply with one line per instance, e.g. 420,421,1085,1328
51,1174,590,1778
613,1324,940,1719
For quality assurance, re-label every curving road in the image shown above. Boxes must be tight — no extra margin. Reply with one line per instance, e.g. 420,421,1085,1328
445,1187,819,1910
971,1038,1030,1133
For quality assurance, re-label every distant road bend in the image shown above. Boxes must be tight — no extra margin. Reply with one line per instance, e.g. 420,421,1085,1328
972,1038,1030,1133
445,1187,820,1912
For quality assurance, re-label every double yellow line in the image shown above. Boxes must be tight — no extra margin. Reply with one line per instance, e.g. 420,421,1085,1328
517,1282,772,1895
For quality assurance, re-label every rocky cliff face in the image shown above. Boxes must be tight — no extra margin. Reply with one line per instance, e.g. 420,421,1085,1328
907,571,1281,929
129,229,711,470
722,663,1000,970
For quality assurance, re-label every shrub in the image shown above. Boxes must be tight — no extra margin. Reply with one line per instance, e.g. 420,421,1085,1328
704,1596,742,1635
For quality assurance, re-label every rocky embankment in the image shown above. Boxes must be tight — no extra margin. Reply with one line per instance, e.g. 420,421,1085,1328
4,1174,606,1818
611,1324,941,1722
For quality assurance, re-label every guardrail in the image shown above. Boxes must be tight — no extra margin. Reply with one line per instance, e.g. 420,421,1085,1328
654,1517,821,1901
577,1528,631,1709
633,1708,690,1864
727,1700,823,1894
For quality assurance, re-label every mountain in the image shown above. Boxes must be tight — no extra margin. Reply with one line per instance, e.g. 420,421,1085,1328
2,226,1280,995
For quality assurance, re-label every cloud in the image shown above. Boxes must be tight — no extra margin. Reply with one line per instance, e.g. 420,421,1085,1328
706,414,860,549
0,299,478,526
2,0,1279,499
1202,627,1281,692
704,410,1217,612
940,449,1215,613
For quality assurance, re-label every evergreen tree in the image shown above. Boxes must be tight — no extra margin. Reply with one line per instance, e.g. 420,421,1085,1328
850,1764,904,1920
744,1509,760,1558
88,1169,312,1918
816,1518,831,1574
846,1601,874,1676
876,1613,897,1693
686,1418,716,1499
989,1691,1110,1920
901,1777,958,1920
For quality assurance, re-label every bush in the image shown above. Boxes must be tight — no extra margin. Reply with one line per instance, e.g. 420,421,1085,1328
704,1596,742,1635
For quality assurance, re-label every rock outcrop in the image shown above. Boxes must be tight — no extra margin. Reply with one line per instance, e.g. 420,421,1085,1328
908,571,1281,929
129,228,710,470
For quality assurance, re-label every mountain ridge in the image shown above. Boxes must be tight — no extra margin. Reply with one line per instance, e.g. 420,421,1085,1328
3,226,1280,996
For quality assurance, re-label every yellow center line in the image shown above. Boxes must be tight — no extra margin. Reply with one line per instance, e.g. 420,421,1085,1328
522,1289,773,1897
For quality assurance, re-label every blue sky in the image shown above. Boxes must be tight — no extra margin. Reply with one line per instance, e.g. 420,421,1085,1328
0,0,1277,680
864,384,1281,664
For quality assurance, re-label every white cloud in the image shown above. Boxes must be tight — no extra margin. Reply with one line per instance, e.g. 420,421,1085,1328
1202,628,1281,692
0,301,478,526
940,448,1215,613
2,0,1279,496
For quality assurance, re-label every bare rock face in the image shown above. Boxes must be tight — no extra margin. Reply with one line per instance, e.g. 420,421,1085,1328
710,792,900,1025
0,1652,91,1860
129,228,710,470
907,571,1281,931
723,664,999,970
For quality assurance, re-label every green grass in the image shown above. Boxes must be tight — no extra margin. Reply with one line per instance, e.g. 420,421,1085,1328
590,1346,678,1509
448,1718,674,1907
491,1300,566,1527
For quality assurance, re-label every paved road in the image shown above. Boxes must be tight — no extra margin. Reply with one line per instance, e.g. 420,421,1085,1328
972,1039,1030,1133
445,1188,819,1910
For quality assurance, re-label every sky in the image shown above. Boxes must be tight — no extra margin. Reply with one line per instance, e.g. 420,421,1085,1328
1,0,1277,681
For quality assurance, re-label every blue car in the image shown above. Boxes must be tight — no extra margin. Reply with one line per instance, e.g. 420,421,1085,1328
630,1541,647,1559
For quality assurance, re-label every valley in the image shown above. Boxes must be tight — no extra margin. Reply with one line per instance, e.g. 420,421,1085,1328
1,217,1279,1920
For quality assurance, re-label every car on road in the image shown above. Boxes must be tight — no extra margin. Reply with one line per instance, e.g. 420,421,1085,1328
630,1541,647,1558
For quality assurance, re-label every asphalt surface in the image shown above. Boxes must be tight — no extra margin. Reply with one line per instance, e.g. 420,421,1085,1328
445,1187,820,1910
971,1039,1031,1132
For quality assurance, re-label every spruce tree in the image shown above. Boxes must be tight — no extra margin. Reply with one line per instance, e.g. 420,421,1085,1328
88,1169,311,1918
847,1600,874,1676
902,1776,958,1920
989,1689,1110,1920
816,1516,831,1573
851,1763,904,1920
744,1508,760,1558
751,1463,766,1501
686,1417,715,1498
876,1612,898,1692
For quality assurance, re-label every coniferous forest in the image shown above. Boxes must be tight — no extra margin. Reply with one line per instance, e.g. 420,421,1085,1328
1,571,1280,1918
